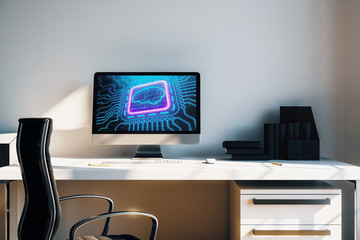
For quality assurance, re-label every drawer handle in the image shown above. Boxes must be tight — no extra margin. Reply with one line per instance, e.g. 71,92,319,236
253,198,330,205
253,229,331,236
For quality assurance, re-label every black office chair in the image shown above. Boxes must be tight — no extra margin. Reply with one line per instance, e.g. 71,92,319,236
17,118,158,240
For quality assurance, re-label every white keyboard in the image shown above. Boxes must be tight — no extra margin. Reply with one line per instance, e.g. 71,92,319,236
154,159,183,164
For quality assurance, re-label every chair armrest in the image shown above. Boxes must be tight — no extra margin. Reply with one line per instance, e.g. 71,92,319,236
60,194,114,235
60,195,114,212
69,211,159,240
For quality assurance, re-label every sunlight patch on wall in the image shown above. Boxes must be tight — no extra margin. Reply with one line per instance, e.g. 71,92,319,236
41,85,91,130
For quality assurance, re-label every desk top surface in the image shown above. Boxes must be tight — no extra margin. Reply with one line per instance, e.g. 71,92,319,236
1,157,360,181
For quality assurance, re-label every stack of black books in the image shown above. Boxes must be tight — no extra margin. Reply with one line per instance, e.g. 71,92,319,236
263,107,320,160
223,141,269,160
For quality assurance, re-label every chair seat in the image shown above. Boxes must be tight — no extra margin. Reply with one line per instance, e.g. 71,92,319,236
75,234,140,240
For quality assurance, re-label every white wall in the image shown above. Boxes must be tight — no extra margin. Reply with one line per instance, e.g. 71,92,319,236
0,0,344,159
340,3,360,238
343,0,360,165
0,0,354,239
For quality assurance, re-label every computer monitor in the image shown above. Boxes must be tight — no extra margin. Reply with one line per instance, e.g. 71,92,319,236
92,72,200,159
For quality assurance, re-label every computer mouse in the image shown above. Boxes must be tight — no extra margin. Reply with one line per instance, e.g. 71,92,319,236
206,158,216,164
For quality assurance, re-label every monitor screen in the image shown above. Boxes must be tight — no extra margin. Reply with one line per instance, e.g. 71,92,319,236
92,72,200,149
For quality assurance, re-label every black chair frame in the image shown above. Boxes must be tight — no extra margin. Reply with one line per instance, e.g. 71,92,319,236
17,118,158,240
60,194,158,240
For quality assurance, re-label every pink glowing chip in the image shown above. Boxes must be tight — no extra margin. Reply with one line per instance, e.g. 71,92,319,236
127,80,171,115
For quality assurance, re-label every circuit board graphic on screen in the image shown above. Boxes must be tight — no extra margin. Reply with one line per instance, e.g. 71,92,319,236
93,73,200,134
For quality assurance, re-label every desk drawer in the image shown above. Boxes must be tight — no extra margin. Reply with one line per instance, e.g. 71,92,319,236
240,225,341,240
241,194,341,225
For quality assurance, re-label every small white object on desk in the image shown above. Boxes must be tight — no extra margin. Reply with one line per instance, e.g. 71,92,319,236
206,158,216,164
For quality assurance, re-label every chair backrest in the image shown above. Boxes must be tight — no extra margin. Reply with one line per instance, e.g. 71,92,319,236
17,118,60,240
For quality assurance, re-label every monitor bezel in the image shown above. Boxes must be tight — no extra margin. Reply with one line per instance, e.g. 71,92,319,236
92,72,201,135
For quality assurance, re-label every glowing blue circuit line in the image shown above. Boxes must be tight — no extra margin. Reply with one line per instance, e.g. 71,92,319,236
166,121,175,131
98,118,119,131
97,99,120,105
160,112,169,114
96,113,112,121
97,93,112,98
97,103,117,110
172,119,182,131
182,94,197,98
98,89,120,96
161,121,165,131
175,117,192,131
97,115,115,124
97,107,118,116
181,86,196,90
180,86,196,91
98,82,118,90
98,94,120,100
97,107,119,120
180,89,196,94
183,109,197,126
115,123,126,131
97,98,114,104
149,113,157,116
97,111,117,120
106,118,119,128
179,78,194,82
97,117,111,125
96,104,118,113
181,89,196,93
178,83,195,88
177,76,190,82
179,80,195,85
184,98,196,102
97,112,120,124
183,102,196,107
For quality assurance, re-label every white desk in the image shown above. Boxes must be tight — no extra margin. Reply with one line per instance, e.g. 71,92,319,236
1,158,360,181
2,158,360,239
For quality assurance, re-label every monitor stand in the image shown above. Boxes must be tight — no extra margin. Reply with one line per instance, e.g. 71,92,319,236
132,145,163,159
